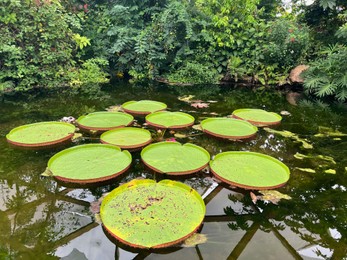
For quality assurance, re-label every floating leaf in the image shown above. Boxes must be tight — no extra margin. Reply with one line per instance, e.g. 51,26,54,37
48,144,132,184
192,124,203,131
258,190,291,204
294,153,336,164
280,111,291,116
210,152,290,190
201,118,258,140
232,108,282,126
324,169,336,174
100,179,205,249
191,102,209,108
121,100,167,115
264,128,313,149
146,111,195,129
178,95,195,103
76,111,133,132
295,167,316,173
72,133,83,142
141,142,210,175
174,133,188,139
41,167,53,177
181,233,207,247
314,126,347,138
6,121,75,148
100,127,152,150
106,105,123,112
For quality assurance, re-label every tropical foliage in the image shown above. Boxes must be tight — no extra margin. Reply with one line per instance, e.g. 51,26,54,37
0,0,346,102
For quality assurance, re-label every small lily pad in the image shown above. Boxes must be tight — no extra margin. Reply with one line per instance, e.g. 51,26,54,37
121,100,167,115
6,121,75,148
100,179,205,249
141,142,210,175
100,127,152,150
76,112,133,132
201,118,258,140
210,151,290,190
232,109,282,126
146,111,195,129
48,144,132,184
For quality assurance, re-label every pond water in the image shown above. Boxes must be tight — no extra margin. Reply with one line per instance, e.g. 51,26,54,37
0,82,346,259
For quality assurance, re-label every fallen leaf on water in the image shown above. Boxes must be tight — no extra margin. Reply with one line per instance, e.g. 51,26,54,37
94,213,102,224
207,100,218,103
264,128,313,149
258,190,292,205
41,167,53,177
314,126,347,138
250,192,258,204
178,95,195,103
324,169,336,174
280,111,291,116
181,233,208,247
192,124,203,131
295,167,316,173
294,153,335,164
174,133,187,139
106,105,123,112
72,133,83,142
191,102,209,108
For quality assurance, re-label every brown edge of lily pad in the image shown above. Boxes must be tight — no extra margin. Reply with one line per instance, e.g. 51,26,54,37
100,138,152,151
142,159,209,176
102,222,203,249
145,120,194,130
202,128,257,140
231,114,281,127
76,121,133,133
122,108,166,116
210,167,288,190
53,164,131,185
6,133,74,149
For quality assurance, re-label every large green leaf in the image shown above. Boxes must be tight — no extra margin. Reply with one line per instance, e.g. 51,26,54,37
100,127,152,150
121,100,167,115
76,112,133,131
200,118,258,139
210,151,290,190
141,142,210,175
146,111,195,129
100,179,205,248
232,109,282,126
6,121,75,148
48,144,132,184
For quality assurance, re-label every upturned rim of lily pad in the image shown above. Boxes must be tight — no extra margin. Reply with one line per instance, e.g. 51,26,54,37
145,111,195,129
210,151,290,190
121,100,167,116
100,127,152,150
141,142,210,175
48,144,132,184
76,111,134,132
200,118,258,140
231,108,282,126
6,121,75,148
100,179,205,249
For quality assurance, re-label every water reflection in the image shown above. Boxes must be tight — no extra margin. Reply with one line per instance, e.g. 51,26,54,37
0,83,346,259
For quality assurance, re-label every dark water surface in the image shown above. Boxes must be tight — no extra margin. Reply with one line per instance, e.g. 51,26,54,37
0,83,346,259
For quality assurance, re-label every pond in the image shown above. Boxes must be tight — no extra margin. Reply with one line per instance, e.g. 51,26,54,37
0,82,346,259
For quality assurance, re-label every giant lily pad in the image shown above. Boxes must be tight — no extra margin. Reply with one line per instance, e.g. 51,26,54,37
200,118,258,140
48,144,132,184
6,121,75,148
141,142,210,175
146,111,195,129
121,100,167,115
232,109,282,126
76,112,133,132
210,151,290,190
100,179,205,248
100,127,152,150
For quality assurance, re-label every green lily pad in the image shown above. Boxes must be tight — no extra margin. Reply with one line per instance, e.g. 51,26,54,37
210,151,290,190
146,111,195,129
141,142,210,175
121,100,167,115
76,112,133,132
232,109,282,126
100,127,152,150
200,118,258,140
48,144,132,184
100,179,205,248
6,121,75,148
